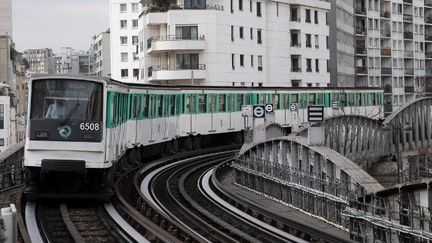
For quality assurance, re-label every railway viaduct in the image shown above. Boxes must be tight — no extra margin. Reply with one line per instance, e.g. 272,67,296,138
234,97,432,242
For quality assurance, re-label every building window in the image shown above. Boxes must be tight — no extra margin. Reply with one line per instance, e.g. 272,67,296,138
306,59,312,72
176,54,199,69
133,69,139,78
315,35,319,48
240,54,244,66
121,69,128,78
0,104,3,129
120,20,127,28
0,139,4,147
251,55,254,67
133,52,139,60
120,3,127,12
131,3,139,12
257,29,262,44
306,34,311,47
239,27,244,39
315,59,319,72
231,26,234,41
250,28,253,39
258,55,263,71
291,8,298,21
120,36,128,45
231,0,234,13
250,0,252,12
176,26,198,39
121,52,128,62
232,54,235,70
239,0,243,11
256,2,261,17
132,19,138,28
305,9,311,23
314,10,318,24
132,36,139,45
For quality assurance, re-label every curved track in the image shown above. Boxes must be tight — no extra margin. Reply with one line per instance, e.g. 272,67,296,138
147,151,301,242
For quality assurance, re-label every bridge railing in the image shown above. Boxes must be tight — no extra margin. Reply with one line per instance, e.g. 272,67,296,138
0,141,25,192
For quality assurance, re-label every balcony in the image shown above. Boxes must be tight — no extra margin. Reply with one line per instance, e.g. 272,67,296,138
356,66,367,75
384,84,392,94
381,48,391,56
426,34,432,41
291,67,302,72
356,47,366,55
404,51,413,58
147,64,206,81
356,27,367,35
381,67,392,75
405,86,415,93
381,29,391,38
355,8,366,15
147,35,206,54
381,11,391,18
403,14,413,22
426,16,432,24
144,4,224,25
405,68,414,76
426,52,432,59
404,32,413,39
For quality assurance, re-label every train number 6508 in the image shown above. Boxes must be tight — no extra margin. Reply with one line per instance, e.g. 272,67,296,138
79,122,100,131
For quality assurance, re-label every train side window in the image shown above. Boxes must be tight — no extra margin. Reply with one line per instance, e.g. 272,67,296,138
236,94,243,111
149,95,155,118
157,95,163,117
175,95,182,115
291,94,298,104
208,94,217,112
340,93,346,107
280,94,289,109
218,94,226,112
112,94,117,126
258,94,265,104
244,94,252,105
198,94,206,113
169,95,175,116
143,95,149,118
273,94,279,109
309,94,315,105
316,93,323,105
227,94,235,112
371,93,376,106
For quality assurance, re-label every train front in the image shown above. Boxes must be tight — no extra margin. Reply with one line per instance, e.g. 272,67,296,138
24,76,110,199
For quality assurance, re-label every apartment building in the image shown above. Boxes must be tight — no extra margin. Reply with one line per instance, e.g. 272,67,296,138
110,0,142,82
23,48,55,75
355,0,432,115
92,30,111,77
329,0,356,87
0,0,12,37
138,0,331,86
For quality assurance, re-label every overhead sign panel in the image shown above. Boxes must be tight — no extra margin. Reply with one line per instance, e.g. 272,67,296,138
308,105,324,122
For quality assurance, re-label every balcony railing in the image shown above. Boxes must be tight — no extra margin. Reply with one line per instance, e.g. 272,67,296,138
381,67,392,75
403,14,413,22
426,52,432,59
291,67,302,72
143,3,224,15
426,68,432,76
148,64,206,77
404,32,413,39
291,42,301,47
381,48,391,56
147,35,205,48
405,86,415,93
356,66,367,74
381,11,391,18
381,29,391,38
355,8,366,15
426,34,432,41
404,51,413,58
356,27,367,35
356,47,366,54
405,68,414,75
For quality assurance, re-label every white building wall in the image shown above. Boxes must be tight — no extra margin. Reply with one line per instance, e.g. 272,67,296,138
0,0,12,37
139,0,330,87
0,96,11,152
110,0,142,82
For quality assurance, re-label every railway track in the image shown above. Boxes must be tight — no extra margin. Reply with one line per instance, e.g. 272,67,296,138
37,202,127,243
151,151,296,242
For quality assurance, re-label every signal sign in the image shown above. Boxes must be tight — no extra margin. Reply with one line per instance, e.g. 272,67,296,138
265,104,273,113
253,105,265,118
308,105,324,122
290,103,297,111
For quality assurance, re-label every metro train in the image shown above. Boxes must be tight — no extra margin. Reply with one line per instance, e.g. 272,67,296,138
24,75,384,198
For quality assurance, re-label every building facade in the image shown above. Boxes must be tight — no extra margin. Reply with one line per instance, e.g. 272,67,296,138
93,30,112,77
0,0,12,37
354,0,431,115
137,0,330,87
329,0,356,87
110,0,142,82
54,47,75,75
23,48,55,75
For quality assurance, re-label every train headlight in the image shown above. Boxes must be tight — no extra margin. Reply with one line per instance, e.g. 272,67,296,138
35,131,49,139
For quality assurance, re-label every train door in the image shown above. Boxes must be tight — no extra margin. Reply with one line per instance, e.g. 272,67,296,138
227,94,235,131
149,95,155,142
132,94,140,145
208,94,217,132
184,94,197,134
197,94,206,133
280,94,289,125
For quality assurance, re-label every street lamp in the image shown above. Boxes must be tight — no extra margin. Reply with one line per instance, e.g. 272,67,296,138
382,123,413,184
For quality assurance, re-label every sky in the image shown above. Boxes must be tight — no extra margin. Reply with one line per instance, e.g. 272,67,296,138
12,0,109,54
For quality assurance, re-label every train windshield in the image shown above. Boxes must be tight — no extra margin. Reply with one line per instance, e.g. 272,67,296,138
30,79,103,121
